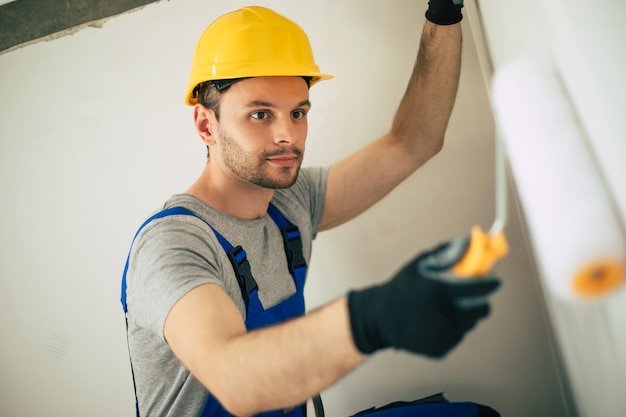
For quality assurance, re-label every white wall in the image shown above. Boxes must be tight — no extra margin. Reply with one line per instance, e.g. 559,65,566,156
478,1,626,416
0,1,570,416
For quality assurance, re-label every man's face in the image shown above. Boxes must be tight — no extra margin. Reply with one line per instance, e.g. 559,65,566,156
211,76,311,189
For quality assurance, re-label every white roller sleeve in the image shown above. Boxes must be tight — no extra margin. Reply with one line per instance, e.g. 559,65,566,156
491,58,625,300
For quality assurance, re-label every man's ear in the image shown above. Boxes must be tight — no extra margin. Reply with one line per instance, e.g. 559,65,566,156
193,104,217,147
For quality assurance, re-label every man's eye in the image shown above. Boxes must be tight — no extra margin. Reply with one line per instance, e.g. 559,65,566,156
251,111,269,120
292,110,306,119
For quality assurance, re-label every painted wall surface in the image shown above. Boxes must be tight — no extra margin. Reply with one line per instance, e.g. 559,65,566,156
0,1,570,416
478,1,626,416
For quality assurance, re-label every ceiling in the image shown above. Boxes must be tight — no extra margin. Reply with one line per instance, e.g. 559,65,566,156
0,0,161,55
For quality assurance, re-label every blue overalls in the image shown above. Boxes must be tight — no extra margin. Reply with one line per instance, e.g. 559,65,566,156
121,205,498,417
121,204,309,417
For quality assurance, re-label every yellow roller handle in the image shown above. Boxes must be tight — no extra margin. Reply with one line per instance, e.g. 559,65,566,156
453,226,509,277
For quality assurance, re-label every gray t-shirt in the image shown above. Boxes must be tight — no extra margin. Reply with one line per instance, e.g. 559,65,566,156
124,166,328,417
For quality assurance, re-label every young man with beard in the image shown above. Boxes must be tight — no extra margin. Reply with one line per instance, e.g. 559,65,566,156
122,2,501,417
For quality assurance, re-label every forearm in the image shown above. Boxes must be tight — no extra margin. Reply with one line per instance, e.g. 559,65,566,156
319,21,462,231
391,20,462,161
206,296,365,416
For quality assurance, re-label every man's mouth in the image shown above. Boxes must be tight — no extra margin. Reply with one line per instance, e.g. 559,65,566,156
267,155,299,167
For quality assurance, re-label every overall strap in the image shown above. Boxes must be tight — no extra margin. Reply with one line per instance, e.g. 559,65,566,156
267,204,307,274
205,226,258,311
121,207,259,313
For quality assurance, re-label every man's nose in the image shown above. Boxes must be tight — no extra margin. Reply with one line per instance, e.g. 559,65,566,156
272,117,297,145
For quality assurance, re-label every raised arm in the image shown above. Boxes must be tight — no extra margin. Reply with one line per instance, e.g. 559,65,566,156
319,20,462,231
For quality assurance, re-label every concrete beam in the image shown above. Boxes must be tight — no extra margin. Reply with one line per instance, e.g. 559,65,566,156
0,0,162,54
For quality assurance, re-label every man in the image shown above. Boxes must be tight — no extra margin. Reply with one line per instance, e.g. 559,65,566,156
122,2,501,417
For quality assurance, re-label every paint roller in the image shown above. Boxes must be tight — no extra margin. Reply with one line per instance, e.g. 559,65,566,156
491,58,625,299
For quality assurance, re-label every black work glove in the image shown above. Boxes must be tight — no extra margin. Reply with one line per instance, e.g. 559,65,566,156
348,236,500,358
425,0,464,25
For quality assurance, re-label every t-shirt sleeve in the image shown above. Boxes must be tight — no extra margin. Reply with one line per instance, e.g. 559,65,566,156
125,215,225,340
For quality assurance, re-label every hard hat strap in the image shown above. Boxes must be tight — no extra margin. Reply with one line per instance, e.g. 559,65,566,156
212,78,249,92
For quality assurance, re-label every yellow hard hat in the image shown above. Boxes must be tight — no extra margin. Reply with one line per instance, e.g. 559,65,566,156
184,6,333,105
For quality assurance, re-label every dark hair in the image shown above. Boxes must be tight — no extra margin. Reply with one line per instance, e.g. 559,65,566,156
195,82,224,120
193,82,226,158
